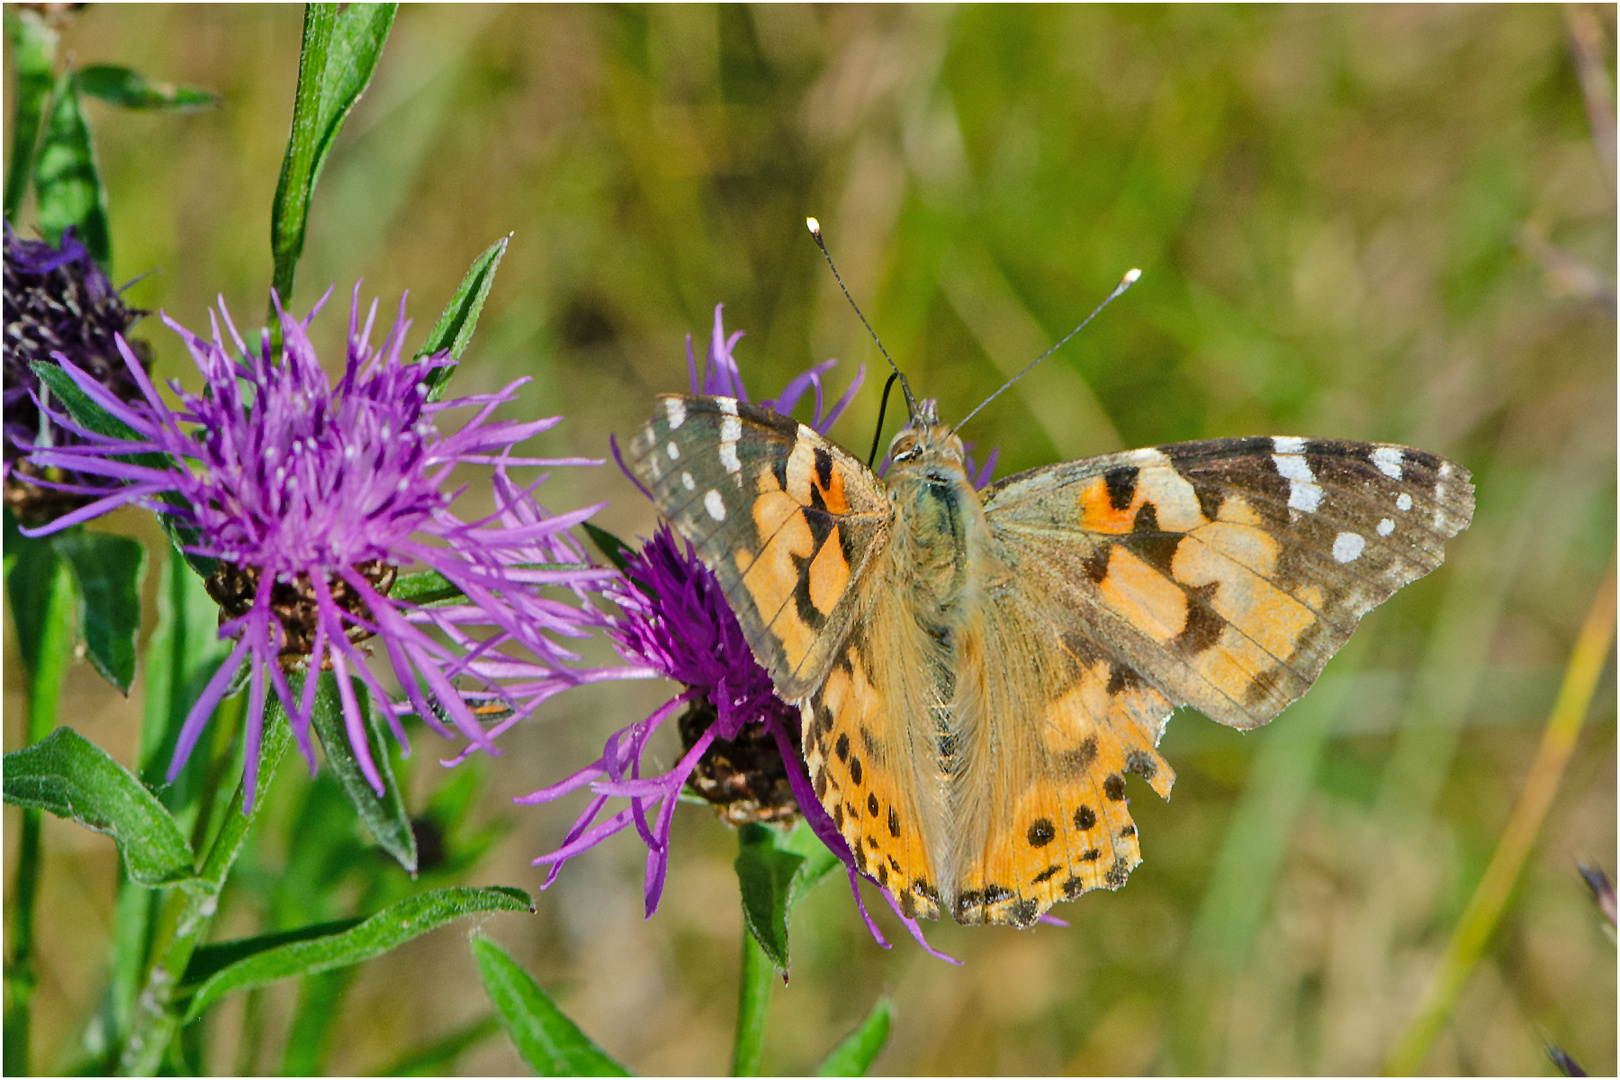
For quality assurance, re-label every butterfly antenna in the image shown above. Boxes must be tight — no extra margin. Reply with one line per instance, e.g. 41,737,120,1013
951,267,1142,435
807,217,918,419
867,371,900,468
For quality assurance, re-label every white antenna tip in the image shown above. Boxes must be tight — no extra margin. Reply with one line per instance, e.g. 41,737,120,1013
1123,268,1142,284
806,217,821,237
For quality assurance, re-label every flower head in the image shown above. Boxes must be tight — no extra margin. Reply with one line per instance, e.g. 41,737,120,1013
3,224,151,522
24,285,611,806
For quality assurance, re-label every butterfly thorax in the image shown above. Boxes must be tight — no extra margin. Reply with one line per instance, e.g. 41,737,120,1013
882,401,996,634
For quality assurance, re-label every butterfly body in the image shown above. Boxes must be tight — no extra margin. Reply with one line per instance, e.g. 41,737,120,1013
628,392,1474,927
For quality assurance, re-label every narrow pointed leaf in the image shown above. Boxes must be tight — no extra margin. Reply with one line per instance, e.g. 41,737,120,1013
735,823,804,977
33,71,110,268
583,523,632,574
78,65,218,111
54,530,145,693
389,568,463,606
31,359,143,444
183,918,365,988
3,8,59,221
1,728,194,887
814,998,893,1077
416,234,509,399
270,3,396,305
470,936,629,1077
303,672,416,873
181,886,531,1021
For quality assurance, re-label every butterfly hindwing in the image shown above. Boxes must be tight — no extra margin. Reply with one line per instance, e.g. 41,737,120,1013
626,395,891,698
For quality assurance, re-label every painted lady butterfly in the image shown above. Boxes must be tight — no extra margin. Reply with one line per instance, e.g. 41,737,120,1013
628,351,1473,929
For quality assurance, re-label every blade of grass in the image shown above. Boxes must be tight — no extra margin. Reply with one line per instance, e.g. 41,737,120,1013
1383,554,1616,1075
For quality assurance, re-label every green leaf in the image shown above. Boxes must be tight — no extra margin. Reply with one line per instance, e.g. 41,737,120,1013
416,234,510,400
813,998,893,1077
583,523,633,574
181,886,530,1021
302,672,417,873
78,64,218,111
269,3,397,308
735,823,805,977
54,530,145,693
1,728,194,887
183,918,365,987
3,510,68,678
3,8,59,221
388,568,464,606
31,358,142,445
470,936,630,1077
34,71,110,269
782,820,844,916
375,1015,502,1077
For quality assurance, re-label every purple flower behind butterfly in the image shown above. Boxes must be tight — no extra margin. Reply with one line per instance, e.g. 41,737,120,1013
520,306,956,957
21,285,614,807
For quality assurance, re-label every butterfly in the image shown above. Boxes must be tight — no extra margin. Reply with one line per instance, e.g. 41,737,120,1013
626,385,1474,927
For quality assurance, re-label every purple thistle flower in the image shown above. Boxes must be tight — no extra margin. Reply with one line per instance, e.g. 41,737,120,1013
3,224,152,523
522,305,956,959
22,285,613,808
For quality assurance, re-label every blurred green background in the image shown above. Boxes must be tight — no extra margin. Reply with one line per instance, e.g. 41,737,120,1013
5,5,1614,1075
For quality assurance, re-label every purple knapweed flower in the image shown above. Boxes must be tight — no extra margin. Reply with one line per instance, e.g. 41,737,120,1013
22,285,612,807
520,306,955,959
3,224,152,523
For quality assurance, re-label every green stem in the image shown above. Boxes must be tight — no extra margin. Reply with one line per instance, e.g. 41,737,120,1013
731,914,775,1076
116,713,294,1077
3,557,75,1076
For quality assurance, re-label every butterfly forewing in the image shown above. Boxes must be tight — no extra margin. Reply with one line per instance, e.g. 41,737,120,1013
983,437,1475,730
626,395,890,699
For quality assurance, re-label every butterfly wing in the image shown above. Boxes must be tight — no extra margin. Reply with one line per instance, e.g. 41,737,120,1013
912,436,1475,926
625,395,891,698
982,437,1474,730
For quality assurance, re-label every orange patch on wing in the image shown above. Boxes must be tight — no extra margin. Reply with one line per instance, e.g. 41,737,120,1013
1076,467,1209,535
740,490,818,666
1096,547,1189,643
806,527,850,615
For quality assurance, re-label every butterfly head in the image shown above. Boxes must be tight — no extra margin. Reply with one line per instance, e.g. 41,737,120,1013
888,398,965,468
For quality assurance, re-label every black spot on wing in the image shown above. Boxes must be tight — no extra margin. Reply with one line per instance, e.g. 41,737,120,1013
1027,818,1056,848
1033,863,1063,884
1104,466,1138,511
1129,502,1182,573
1172,581,1224,655
1075,804,1097,830
814,446,834,489
1103,773,1126,801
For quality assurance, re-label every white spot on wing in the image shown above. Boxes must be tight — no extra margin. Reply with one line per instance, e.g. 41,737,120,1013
717,398,739,416
719,414,742,474
681,471,695,491
1372,446,1404,479
1272,451,1322,514
704,489,727,521
1397,492,1414,512
667,441,680,460
1377,518,1394,536
1272,436,1306,455
664,398,687,430
1333,532,1366,563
